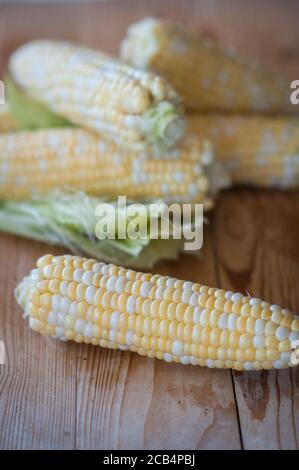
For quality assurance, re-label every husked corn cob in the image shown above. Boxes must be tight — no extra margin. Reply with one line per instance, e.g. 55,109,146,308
121,18,293,114
9,40,186,151
0,128,218,205
0,104,16,132
188,114,299,188
16,254,299,371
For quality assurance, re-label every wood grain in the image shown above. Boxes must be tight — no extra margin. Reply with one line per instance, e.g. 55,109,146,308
0,236,77,449
213,190,299,449
0,0,298,450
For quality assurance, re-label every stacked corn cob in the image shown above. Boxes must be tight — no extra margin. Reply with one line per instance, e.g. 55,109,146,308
188,114,299,188
0,127,218,205
0,39,229,267
9,40,186,151
16,254,299,371
5,39,228,205
120,17,299,189
120,17,293,114
0,104,16,132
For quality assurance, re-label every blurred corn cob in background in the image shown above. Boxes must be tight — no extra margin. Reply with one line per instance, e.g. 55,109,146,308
9,40,186,151
120,18,293,114
16,253,299,371
0,127,229,204
0,103,16,132
188,114,299,188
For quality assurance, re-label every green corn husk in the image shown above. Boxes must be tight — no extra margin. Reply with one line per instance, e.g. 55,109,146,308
0,191,200,268
6,77,72,131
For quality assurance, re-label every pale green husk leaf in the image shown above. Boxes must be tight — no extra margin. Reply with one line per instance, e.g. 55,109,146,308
6,77,72,130
0,191,198,268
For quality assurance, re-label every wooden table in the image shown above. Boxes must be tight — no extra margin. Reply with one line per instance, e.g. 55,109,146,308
0,0,298,450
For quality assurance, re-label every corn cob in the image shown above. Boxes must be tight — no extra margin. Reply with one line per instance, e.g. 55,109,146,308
188,114,299,188
9,40,186,151
0,127,220,205
16,253,299,370
120,18,293,114
0,104,16,132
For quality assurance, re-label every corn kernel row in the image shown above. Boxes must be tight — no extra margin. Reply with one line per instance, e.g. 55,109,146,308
0,127,217,205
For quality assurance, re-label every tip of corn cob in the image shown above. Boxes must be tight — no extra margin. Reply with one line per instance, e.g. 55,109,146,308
15,272,39,313
120,17,163,69
143,101,186,147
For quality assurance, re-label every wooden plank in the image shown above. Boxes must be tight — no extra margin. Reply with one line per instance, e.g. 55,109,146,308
0,235,77,449
75,227,241,450
213,189,299,449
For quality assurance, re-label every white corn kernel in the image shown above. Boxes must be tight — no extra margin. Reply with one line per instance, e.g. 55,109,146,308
48,312,57,325
140,282,153,297
180,355,190,365
219,313,229,329
255,319,265,335
253,335,265,349
172,340,184,356
190,293,199,307
110,311,120,329
83,324,94,338
228,314,238,331
164,353,173,362
52,294,62,312
82,271,93,285
127,295,137,314
85,286,97,304
60,297,71,314
276,326,289,341
74,269,84,282
125,331,134,345
231,293,243,303
75,319,85,334
193,307,202,323
116,277,126,293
